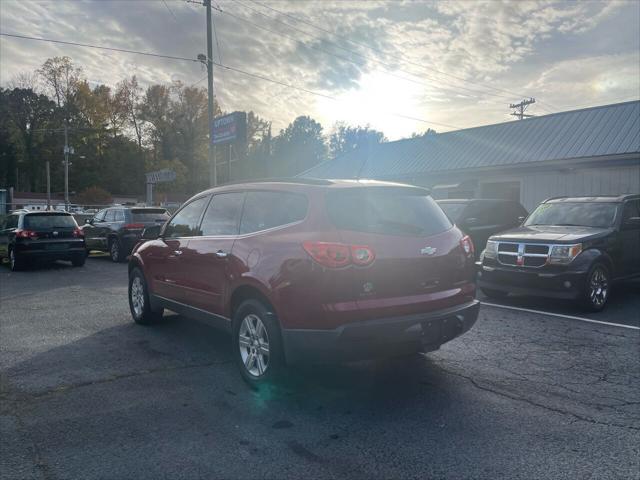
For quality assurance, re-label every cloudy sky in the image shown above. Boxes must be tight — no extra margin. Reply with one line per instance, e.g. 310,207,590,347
1,0,639,139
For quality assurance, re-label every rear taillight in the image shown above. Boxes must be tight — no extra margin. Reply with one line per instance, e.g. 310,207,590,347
73,228,84,238
302,241,375,268
15,229,38,239
124,223,145,230
460,235,474,257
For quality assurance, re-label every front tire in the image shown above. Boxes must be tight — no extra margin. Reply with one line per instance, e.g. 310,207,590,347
580,263,610,312
129,267,163,325
233,299,285,388
110,238,124,263
72,253,86,267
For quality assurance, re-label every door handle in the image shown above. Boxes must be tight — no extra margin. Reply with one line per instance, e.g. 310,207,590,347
173,250,183,256
215,250,228,258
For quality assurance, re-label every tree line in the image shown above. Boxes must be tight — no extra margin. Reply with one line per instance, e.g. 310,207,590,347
0,56,396,203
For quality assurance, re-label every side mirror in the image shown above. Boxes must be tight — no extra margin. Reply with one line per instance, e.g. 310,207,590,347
623,217,640,229
142,225,162,240
464,217,479,226
85,218,92,225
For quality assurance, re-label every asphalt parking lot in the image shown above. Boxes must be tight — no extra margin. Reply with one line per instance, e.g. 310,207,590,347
1,257,639,479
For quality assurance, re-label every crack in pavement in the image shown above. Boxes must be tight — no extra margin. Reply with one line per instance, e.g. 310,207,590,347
434,363,640,432
1,360,231,403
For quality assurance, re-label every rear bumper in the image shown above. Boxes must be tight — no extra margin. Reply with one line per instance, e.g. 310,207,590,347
477,264,587,299
281,300,480,364
15,245,85,260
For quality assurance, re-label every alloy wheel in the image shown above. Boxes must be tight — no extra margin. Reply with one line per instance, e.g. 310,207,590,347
238,314,270,377
130,276,145,317
589,267,608,308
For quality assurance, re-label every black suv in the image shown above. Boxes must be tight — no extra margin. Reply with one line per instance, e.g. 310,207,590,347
437,199,528,255
0,211,86,271
478,195,640,311
82,207,170,262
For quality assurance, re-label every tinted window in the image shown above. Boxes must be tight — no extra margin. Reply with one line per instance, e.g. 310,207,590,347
5,215,19,229
438,202,467,221
240,191,308,234
131,209,170,223
104,210,116,222
114,210,125,222
622,200,640,222
327,188,452,236
24,214,77,229
525,202,618,228
94,209,107,222
200,193,245,236
164,196,208,238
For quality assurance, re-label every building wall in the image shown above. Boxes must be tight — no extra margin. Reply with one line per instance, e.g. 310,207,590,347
520,162,640,210
401,159,640,211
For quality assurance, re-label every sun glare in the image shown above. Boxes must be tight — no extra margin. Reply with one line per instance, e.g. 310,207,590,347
316,71,427,139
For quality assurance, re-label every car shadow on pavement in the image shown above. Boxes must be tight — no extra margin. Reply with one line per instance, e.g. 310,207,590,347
3,311,454,415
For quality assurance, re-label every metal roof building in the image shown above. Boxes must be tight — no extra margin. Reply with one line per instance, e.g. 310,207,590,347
303,101,640,210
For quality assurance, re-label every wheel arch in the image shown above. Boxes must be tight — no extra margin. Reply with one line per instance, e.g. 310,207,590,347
229,283,278,321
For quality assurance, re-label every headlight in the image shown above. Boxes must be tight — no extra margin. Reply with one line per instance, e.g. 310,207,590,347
549,243,582,265
483,240,498,259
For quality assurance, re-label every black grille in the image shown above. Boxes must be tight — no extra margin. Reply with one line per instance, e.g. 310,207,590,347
498,243,518,253
498,254,517,265
524,256,547,267
525,244,549,255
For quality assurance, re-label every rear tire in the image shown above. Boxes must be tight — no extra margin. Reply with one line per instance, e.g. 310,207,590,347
9,248,25,272
71,253,86,267
233,299,285,388
481,288,509,299
129,267,163,325
110,238,124,263
579,262,610,312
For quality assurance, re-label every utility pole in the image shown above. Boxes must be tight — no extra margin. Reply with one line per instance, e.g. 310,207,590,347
510,98,536,120
204,0,217,187
46,161,51,209
63,123,69,209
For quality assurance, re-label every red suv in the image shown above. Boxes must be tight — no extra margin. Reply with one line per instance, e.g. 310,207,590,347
128,179,479,386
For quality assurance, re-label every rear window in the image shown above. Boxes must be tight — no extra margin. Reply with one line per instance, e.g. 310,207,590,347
131,209,170,222
24,214,77,229
327,189,452,236
438,202,467,221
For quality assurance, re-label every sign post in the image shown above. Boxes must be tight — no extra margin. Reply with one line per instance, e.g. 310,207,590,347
145,169,177,205
211,112,247,184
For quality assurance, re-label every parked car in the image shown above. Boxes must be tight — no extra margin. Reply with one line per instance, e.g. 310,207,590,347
437,199,528,256
128,179,479,386
0,211,86,271
82,207,170,262
478,194,640,311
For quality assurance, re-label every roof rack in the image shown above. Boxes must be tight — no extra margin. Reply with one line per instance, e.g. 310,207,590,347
217,177,333,187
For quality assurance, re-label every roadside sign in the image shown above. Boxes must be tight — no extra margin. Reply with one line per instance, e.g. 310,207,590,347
145,169,176,184
212,111,247,145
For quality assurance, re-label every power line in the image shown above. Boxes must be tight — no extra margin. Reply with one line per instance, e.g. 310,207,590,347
244,0,539,102
0,32,199,63
161,0,179,22
211,9,224,64
1,31,459,130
